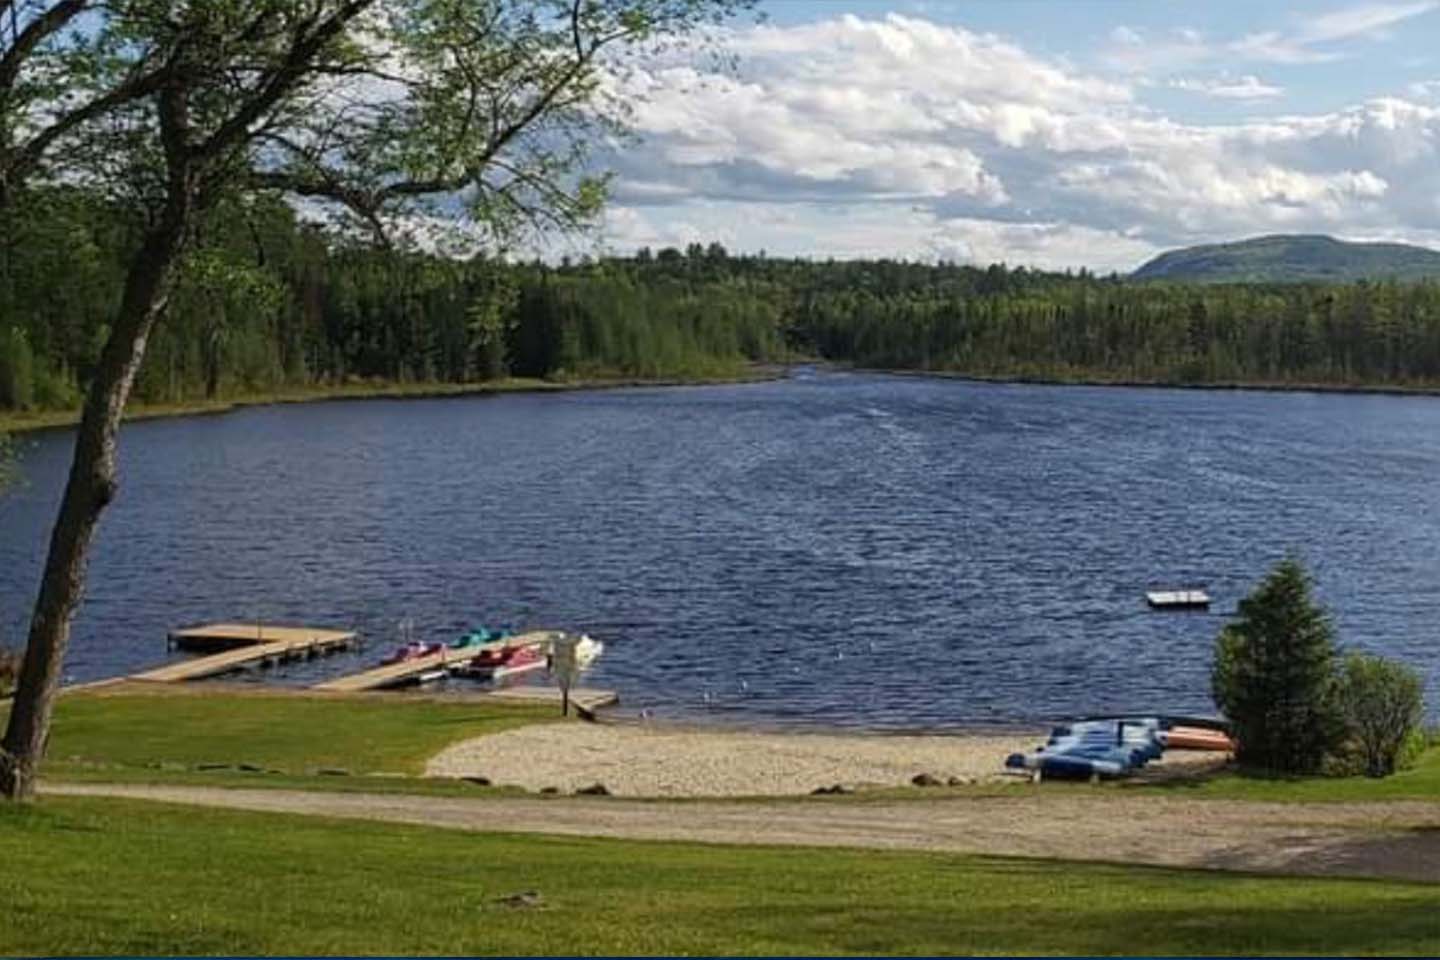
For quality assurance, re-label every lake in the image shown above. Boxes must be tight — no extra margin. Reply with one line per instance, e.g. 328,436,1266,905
2,370,1438,729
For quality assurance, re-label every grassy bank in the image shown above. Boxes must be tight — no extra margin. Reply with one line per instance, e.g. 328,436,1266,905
4,796,1437,956
1134,745,1440,803
10,685,553,780
21,685,1440,805
0,366,780,435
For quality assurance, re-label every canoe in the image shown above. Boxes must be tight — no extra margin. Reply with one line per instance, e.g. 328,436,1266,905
1159,726,1236,751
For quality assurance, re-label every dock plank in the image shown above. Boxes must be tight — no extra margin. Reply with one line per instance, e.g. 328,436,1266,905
169,623,356,652
311,631,557,693
135,624,358,682
482,686,619,712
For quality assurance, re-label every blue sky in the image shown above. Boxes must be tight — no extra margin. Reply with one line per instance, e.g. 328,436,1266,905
589,1,1440,271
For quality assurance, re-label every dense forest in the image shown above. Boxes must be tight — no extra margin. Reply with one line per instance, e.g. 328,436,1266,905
6,188,1440,414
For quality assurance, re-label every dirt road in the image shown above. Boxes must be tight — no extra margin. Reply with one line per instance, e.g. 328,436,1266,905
45,782,1440,883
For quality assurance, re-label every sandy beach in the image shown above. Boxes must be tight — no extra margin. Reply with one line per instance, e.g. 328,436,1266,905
426,721,1047,797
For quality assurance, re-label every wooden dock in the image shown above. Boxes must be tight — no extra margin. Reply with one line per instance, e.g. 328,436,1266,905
168,623,357,652
482,685,619,712
311,630,556,693
133,623,357,683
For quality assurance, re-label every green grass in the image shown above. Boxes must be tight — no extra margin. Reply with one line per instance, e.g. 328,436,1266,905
1133,746,1440,803
18,687,554,779
2,797,1436,956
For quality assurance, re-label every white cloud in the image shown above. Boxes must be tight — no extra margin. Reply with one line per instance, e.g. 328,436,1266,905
1169,74,1285,100
597,13,1440,270
1300,1,1440,43
1107,2,1439,71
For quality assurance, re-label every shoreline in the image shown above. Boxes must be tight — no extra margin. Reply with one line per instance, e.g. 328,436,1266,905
423,717,1225,798
11,362,1435,436
0,366,785,436
871,365,1440,399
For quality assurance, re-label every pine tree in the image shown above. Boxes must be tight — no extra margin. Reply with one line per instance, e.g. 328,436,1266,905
1211,557,1342,773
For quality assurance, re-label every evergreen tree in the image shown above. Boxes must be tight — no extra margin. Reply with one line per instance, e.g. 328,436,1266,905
1211,557,1342,774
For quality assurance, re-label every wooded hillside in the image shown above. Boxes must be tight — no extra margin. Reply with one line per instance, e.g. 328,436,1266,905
6,191,1440,413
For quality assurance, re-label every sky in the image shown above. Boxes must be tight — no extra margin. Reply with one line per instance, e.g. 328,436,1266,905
585,0,1440,272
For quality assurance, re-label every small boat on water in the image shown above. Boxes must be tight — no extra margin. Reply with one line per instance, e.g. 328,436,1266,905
380,639,446,665
450,625,512,651
570,633,604,669
457,642,547,682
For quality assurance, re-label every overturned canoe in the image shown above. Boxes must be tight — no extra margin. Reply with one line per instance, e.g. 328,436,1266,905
1159,726,1236,751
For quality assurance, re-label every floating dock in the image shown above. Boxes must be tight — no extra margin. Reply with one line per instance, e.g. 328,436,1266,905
132,623,357,682
1145,589,1211,610
311,630,556,693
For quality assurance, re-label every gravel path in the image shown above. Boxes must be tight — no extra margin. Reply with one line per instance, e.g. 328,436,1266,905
45,782,1440,884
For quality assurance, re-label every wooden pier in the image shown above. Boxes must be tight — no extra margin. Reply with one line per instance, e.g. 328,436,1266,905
482,685,619,713
133,623,357,683
311,630,556,693
168,623,356,652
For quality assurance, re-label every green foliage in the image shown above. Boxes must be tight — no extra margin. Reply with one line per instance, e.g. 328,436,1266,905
1212,557,1342,774
1133,234,1440,284
21,203,1440,411
0,326,36,409
5,797,1440,956
1333,652,1425,778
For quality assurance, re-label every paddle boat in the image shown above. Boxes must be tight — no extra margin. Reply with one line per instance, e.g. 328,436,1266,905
380,639,446,665
450,625,512,651
570,633,604,669
1007,714,1236,780
457,641,547,682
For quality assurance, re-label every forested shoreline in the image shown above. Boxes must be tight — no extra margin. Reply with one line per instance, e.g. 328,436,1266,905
7,187,1440,416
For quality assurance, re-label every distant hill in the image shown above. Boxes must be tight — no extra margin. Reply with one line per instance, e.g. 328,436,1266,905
1131,234,1440,283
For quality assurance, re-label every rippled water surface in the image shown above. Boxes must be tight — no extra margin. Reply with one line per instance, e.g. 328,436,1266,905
3,371,1439,728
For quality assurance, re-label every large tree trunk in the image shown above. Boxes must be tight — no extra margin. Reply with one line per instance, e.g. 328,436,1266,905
0,190,192,801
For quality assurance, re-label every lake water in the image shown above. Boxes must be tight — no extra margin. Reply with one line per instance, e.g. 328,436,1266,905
2,370,1438,729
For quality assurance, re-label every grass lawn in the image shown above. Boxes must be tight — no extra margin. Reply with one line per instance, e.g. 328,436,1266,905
3,796,1437,957
1135,746,1440,803
10,686,554,779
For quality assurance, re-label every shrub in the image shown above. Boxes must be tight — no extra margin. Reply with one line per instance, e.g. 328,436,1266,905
1211,557,1342,774
1333,652,1425,778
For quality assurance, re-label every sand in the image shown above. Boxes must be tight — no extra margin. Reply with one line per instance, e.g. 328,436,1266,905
425,721,1050,797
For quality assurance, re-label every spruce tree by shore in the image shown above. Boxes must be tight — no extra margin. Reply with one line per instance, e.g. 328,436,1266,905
1212,557,1342,774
